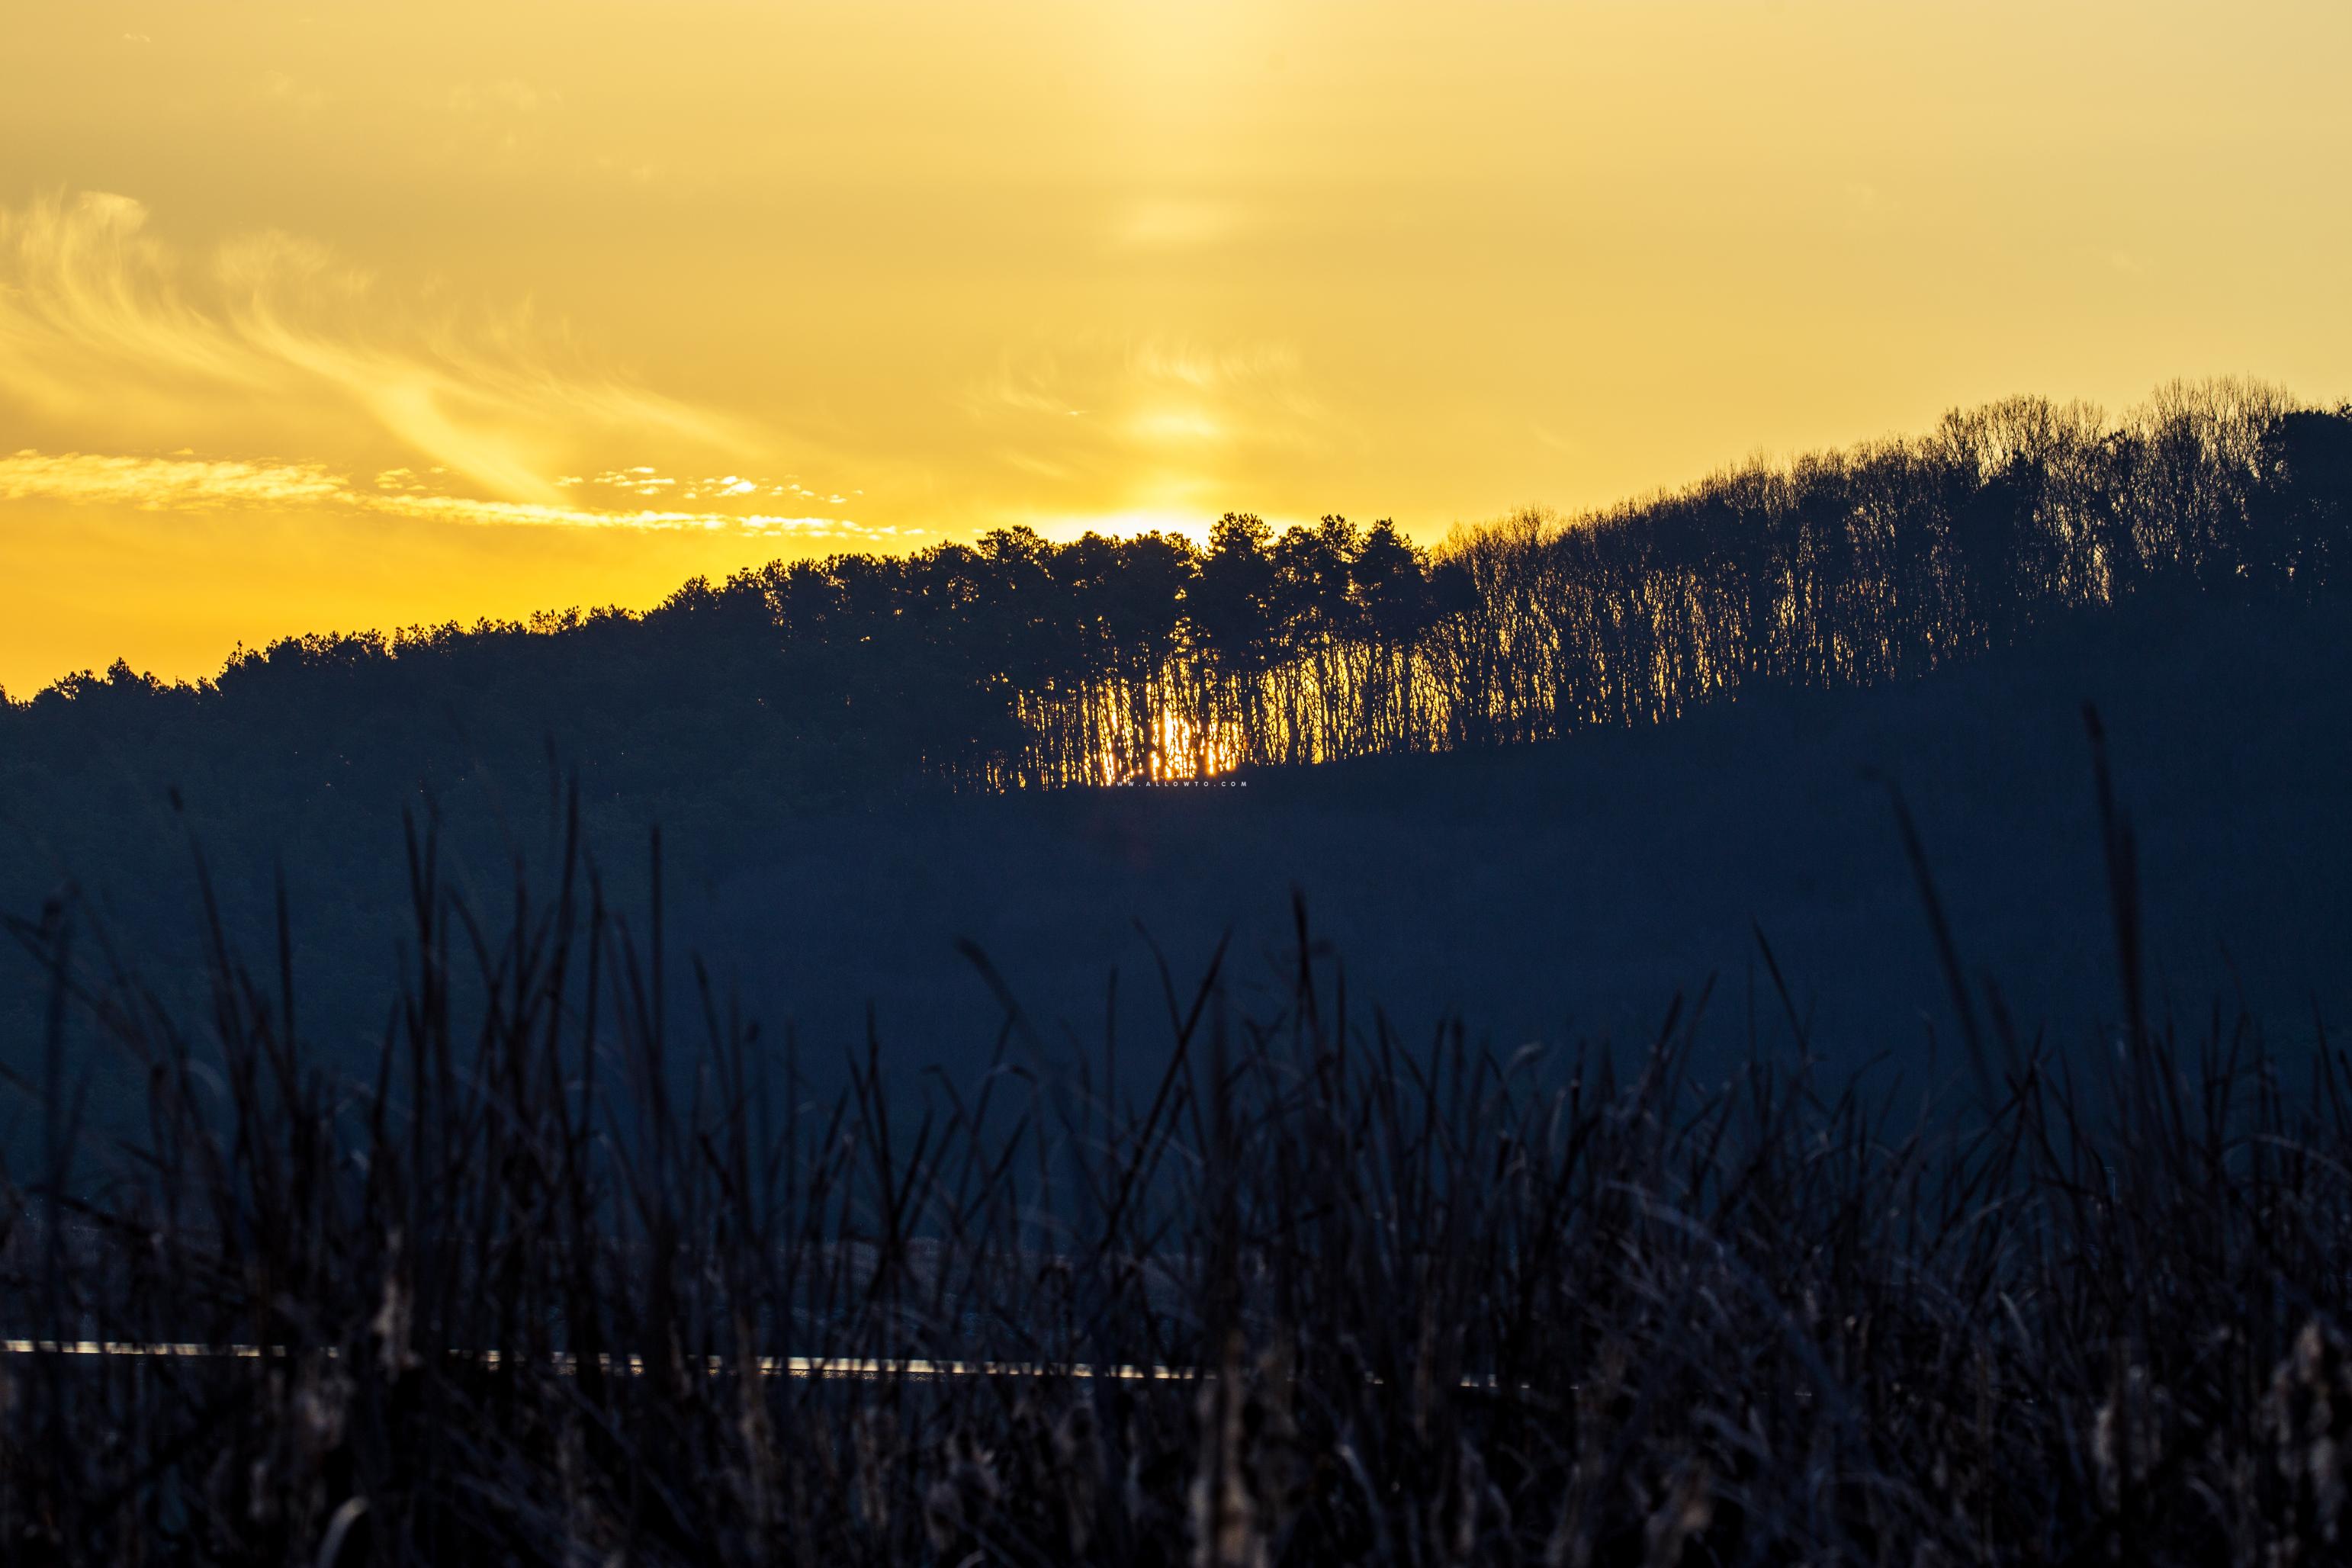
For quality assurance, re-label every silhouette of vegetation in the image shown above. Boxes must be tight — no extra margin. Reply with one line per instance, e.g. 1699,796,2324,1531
6,376,2344,1095
8,734,2352,1563
0,382,2347,1562
4,380,2346,828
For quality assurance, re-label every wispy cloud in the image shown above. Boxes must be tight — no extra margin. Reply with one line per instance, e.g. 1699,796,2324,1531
549,468,848,505
0,191,755,504
257,72,331,117
971,335,1333,457
1111,196,1248,252
442,79,559,116
0,450,892,538
0,450,345,509
966,334,1343,522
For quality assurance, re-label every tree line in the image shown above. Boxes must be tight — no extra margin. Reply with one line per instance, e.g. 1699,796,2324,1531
4,378,2348,812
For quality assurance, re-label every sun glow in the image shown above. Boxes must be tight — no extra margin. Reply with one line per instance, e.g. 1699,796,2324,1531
3,0,2350,694
1113,705,1255,785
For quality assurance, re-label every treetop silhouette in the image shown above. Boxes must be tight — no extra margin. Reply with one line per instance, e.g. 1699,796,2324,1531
4,379,2346,811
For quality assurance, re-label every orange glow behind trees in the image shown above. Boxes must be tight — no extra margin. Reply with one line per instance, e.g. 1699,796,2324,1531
3,0,2349,693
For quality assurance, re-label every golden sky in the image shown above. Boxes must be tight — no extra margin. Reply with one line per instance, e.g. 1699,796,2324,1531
3,0,2347,695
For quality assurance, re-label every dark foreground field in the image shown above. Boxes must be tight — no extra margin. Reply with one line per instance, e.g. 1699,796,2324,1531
2,590,2352,1561
6,757,2352,1564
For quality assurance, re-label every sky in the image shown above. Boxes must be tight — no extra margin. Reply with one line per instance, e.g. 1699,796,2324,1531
2,0,2347,696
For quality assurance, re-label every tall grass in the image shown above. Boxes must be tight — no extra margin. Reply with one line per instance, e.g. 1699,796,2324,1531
3,715,2350,1565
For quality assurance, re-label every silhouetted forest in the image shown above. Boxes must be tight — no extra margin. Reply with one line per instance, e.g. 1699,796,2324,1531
5,378,2348,1087
5,379,2347,824
7,384,2352,1564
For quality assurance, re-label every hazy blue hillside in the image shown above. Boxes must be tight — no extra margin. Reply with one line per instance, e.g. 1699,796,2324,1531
5,590,2345,1120
679,589,2350,1093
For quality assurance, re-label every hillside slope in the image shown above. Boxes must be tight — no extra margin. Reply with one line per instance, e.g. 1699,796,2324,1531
5,592,2344,1109
683,590,2350,1088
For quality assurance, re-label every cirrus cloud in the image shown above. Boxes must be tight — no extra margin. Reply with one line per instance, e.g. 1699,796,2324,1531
0,190,760,506
0,449,891,538
962,333,1350,529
